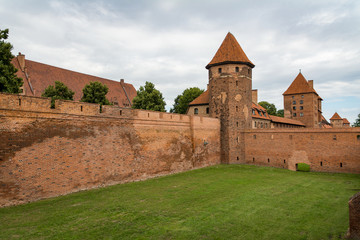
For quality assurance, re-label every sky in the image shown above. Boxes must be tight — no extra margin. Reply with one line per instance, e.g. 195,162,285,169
1,0,359,123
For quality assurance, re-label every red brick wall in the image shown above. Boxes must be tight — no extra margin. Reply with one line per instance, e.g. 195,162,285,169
0,93,220,207
244,129,360,173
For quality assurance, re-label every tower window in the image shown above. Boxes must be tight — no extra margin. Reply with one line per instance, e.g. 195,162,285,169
206,107,209,114
340,163,343,168
80,106,83,112
301,95,304,98
292,96,295,99
300,106,303,110
248,68,251,75
293,106,296,110
194,108,198,115
236,121,239,127
300,100,303,104
218,68,222,73
120,110,122,115
320,161,322,166
19,98,21,106
293,113,297,117
236,106,238,112
293,101,296,105
300,113,303,117
235,67,239,72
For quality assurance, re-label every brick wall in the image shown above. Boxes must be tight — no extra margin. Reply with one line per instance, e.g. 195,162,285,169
244,129,360,173
0,93,221,207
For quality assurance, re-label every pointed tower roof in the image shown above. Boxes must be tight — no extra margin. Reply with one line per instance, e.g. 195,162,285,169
283,72,318,95
330,112,342,120
206,32,255,69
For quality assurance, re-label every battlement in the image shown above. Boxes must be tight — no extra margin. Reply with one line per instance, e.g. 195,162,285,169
0,93,219,126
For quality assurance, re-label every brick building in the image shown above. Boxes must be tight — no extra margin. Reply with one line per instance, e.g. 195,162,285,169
188,33,306,130
12,53,136,107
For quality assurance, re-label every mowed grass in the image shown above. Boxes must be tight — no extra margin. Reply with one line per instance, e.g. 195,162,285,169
0,165,359,240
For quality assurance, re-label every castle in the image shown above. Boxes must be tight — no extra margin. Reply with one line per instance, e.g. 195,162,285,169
0,33,359,207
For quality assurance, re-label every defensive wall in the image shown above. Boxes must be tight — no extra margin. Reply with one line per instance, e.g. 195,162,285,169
0,93,221,207
244,129,360,173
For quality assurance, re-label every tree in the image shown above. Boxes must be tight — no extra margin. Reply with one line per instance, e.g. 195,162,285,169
0,28,23,93
353,114,360,127
42,81,75,108
132,81,166,112
170,87,204,114
276,109,284,117
81,81,111,106
258,101,277,116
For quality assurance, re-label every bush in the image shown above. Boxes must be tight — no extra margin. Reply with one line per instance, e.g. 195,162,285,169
297,163,310,172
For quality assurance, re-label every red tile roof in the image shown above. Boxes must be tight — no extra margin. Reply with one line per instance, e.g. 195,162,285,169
252,102,271,120
206,32,255,69
269,115,305,126
343,118,350,124
189,90,209,105
283,73,319,96
330,112,342,120
12,55,136,107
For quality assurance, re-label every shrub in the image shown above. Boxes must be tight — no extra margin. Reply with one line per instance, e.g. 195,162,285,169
297,163,310,172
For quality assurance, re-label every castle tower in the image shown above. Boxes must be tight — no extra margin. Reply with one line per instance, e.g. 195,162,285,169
283,73,323,128
206,32,255,164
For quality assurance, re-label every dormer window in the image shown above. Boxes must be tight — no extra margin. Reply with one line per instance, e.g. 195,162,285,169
218,68,222,73
252,109,255,115
235,67,239,72
258,110,262,116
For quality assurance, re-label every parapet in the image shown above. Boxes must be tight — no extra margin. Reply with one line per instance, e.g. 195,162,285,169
0,93,218,125
0,92,51,112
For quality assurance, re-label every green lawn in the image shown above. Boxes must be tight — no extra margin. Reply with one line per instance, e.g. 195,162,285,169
0,165,359,240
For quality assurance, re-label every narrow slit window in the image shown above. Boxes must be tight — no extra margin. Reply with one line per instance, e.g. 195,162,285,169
284,159,286,164
340,163,343,168
320,161,322,166
120,110,122,115
268,158,270,163
18,98,21,106
237,156,239,161
206,107,209,114
80,106,83,112
253,157,255,162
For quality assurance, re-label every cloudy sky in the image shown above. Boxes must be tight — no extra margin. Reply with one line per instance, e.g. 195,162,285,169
1,0,359,123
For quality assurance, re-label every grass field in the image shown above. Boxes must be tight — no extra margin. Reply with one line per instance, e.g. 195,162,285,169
0,165,359,240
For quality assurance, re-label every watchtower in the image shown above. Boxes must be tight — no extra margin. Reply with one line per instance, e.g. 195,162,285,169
206,32,255,164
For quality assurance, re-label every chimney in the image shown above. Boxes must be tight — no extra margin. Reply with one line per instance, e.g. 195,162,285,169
308,80,314,89
252,89,258,104
17,52,25,71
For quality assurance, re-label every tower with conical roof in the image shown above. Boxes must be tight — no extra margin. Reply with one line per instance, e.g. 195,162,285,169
206,32,255,164
283,72,323,128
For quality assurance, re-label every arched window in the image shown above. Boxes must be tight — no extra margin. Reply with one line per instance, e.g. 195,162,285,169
235,67,239,72
194,108,198,115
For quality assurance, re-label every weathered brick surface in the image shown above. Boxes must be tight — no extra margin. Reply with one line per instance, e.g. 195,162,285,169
348,192,360,239
244,129,360,173
0,93,221,207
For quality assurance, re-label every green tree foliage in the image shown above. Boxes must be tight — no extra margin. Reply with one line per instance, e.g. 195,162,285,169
170,87,204,114
276,109,284,117
132,81,166,112
258,101,277,116
81,81,111,106
0,28,23,93
42,81,75,108
352,114,360,127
